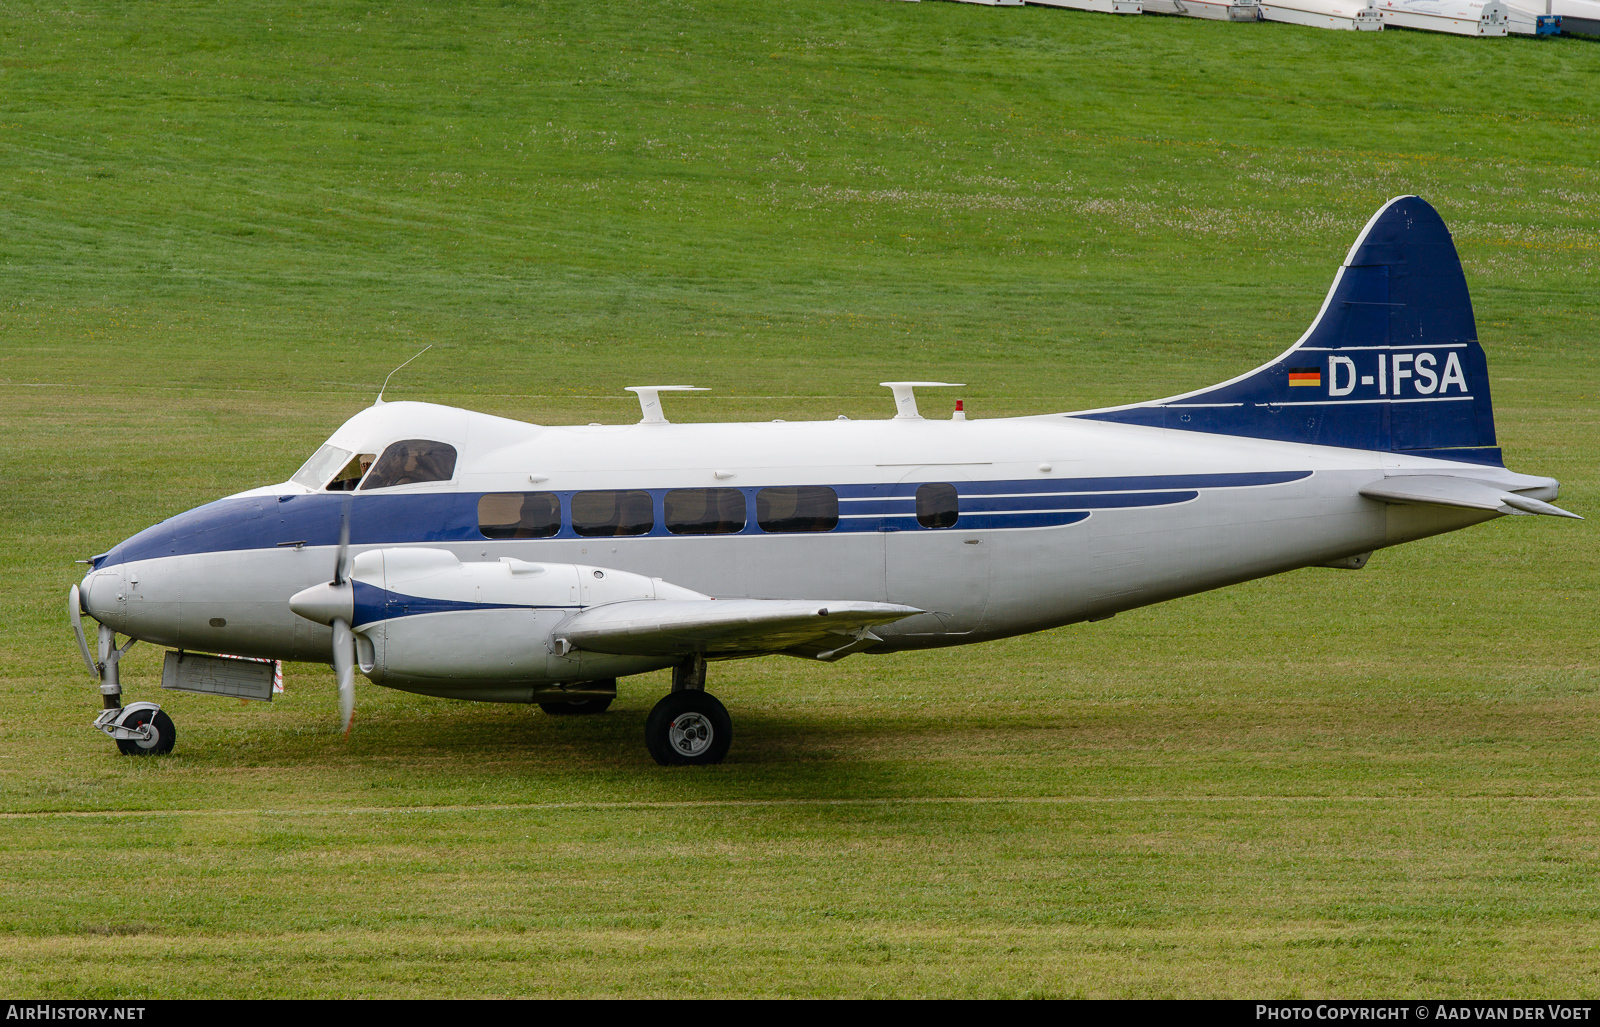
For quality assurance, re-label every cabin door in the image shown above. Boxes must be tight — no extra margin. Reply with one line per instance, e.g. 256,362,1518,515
882,468,992,637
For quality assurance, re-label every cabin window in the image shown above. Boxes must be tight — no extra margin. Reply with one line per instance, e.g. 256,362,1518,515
756,486,838,533
360,440,458,490
290,445,352,490
665,488,746,535
571,490,654,537
325,452,377,492
915,483,959,529
479,492,561,539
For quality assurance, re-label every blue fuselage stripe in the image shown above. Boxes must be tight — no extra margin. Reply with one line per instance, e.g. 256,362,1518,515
351,580,574,628
93,471,1311,568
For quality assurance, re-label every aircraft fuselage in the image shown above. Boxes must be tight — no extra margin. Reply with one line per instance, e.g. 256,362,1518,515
80,402,1536,700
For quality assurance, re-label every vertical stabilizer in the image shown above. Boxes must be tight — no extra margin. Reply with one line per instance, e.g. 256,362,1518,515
1076,196,1500,465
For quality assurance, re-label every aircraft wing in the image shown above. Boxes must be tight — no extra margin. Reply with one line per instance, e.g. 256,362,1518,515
1360,475,1580,519
559,599,922,660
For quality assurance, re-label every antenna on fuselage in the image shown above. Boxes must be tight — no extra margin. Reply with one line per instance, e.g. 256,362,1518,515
374,345,433,406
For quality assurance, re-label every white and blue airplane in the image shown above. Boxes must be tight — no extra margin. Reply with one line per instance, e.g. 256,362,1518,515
70,196,1579,765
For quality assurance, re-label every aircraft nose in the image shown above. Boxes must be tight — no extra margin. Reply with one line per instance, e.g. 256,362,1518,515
79,566,125,623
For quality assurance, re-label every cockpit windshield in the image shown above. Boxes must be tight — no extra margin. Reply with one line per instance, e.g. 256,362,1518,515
289,445,352,490
360,439,458,490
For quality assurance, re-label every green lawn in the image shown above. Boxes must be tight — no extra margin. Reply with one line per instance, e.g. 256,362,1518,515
1,0,1597,997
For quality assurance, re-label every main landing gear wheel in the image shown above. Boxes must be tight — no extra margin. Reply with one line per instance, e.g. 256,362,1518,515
539,696,614,716
115,707,176,756
645,691,731,766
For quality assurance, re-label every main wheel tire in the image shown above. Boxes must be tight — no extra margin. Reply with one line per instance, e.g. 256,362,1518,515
115,708,176,756
645,691,732,766
539,696,615,716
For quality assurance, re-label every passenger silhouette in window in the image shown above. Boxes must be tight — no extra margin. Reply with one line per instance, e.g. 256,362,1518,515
665,489,745,535
756,486,838,533
571,490,653,536
479,493,561,539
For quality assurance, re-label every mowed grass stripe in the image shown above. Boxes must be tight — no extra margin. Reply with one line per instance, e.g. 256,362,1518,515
6,794,1600,820
6,927,1595,999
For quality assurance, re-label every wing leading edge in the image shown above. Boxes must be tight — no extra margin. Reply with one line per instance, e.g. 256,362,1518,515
559,599,922,661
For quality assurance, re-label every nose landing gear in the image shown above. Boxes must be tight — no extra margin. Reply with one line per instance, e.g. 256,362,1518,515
71,585,174,757
94,702,177,756
645,656,731,766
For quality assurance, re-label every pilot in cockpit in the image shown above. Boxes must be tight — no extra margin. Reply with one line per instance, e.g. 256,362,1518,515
293,438,456,492
324,453,375,492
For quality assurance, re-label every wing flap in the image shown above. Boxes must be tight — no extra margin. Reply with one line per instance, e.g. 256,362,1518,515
1360,475,1580,519
560,599,922,658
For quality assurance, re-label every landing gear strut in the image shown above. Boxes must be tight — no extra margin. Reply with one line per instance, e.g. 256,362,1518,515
646,656,731,766
70,585,174,756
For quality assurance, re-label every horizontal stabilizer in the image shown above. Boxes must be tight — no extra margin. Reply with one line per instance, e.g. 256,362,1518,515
560,599,922,658
1360,475,1581,519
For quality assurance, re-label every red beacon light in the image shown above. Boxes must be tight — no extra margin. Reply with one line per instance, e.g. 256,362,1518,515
953,399,966,422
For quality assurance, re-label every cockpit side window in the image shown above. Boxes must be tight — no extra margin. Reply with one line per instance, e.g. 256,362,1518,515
290,445,353,490
360,440,458,490
325,453,377,492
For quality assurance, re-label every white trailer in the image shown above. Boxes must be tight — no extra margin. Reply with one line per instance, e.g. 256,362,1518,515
1501,0,1560,32
1549,0,1600,30
1143,0,1261,19
1028,0,1142,14
1374,0,1509,32
1258,0,1384,28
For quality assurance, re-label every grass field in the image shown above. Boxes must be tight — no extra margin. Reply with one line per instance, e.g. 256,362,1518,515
2,0,1598,998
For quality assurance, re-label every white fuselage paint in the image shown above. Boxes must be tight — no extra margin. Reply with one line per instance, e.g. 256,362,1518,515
82,400,1535,700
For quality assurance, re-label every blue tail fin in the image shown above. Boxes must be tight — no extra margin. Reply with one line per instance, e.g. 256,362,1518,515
1076,196,1500,466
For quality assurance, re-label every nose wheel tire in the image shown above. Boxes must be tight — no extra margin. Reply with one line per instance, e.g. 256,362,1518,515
539,696,614,716
645,691,731,766
115,707,176,756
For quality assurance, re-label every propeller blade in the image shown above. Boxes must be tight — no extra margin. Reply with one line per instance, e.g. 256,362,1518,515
68,585,100,681
332,500,352,586
331,616,356,736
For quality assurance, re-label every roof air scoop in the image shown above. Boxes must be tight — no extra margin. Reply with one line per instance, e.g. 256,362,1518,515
625,385,708,424
880,382,965,420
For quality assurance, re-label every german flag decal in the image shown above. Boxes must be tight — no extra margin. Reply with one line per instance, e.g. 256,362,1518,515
1287,367,1321,387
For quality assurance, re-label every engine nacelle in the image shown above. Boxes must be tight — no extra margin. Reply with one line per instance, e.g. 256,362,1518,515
347,548,702,699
